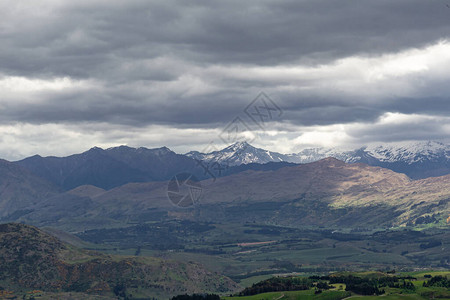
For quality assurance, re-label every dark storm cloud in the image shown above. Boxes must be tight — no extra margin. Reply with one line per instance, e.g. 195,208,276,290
2,0,450,78
0,86,246,127
0,0,450,156
346,115,450,143
386,97,450,117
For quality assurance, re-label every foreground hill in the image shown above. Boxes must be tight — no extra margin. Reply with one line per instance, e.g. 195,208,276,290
0,223,238,298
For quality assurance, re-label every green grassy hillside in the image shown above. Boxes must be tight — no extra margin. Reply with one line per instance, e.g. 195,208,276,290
223,271,450,300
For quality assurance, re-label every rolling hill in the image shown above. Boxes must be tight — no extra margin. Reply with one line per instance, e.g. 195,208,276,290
0,223,238,298
10,158,450,230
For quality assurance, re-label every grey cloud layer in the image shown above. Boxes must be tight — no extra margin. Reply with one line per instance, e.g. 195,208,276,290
0,0,449,154
2,1,450,75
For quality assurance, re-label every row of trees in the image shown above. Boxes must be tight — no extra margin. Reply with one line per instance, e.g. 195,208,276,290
311,274,416,295
238,277,314,296
171,294,220,300
423,275,450,288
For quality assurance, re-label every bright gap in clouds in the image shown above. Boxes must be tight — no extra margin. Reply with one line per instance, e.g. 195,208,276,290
0,76,88,93
288,112,450,151
209,39,450,98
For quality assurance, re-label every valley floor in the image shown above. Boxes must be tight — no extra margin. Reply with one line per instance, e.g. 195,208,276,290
76,220,450,286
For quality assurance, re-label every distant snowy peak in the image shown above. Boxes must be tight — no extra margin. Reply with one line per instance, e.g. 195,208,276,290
186,140,450,170
290,147,359,164
186,142,359,166
186,142,288,166
365,141,450,164
292,141,449,165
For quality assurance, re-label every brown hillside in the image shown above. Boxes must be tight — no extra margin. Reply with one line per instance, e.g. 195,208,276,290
0,223,238,298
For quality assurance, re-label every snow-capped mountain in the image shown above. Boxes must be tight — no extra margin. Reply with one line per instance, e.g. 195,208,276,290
14,141,450,190
286,147,358,164
186,141,450,179
186,141,290,166
360,141,450,179
185,142,360,165
365,141,450,164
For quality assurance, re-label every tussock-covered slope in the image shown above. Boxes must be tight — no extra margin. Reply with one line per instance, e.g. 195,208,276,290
0,223,239,298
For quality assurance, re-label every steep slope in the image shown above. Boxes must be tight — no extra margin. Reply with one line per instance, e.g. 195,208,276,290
0,159,59,218
105,145,200,180
199,158,412,205
18,158,449,228
16,182,176,230
118,159,447,226
16,191,98,228
67,185,106,198
195,159,449,226
0,223,238,298
14,147,150,190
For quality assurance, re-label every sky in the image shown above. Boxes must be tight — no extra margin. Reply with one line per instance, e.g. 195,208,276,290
1,0,450,160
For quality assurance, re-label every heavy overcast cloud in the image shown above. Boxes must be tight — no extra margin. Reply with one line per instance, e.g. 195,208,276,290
1,0,450,160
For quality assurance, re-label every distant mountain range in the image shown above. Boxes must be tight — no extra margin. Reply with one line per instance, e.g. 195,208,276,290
186,140,450,179
10,140,450,193
14,145,297,190
15,146,199,190
1,140,447,229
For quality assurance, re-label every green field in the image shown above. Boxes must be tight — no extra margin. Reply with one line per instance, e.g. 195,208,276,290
349,295,424,299
222,271,450,300
224,290,351,300
76,221,450,285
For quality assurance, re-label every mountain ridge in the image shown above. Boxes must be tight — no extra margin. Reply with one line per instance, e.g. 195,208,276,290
186,140,450,179
0,159,59,218
14,145,201,190
13,144,299,191
10,157,450,230
12,140,450,188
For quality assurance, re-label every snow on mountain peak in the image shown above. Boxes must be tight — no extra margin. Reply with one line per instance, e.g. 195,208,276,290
365,140,449,164
185,140,450,180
